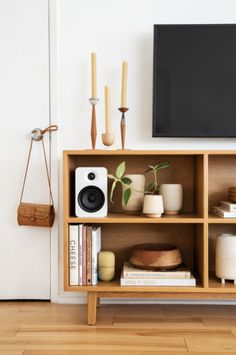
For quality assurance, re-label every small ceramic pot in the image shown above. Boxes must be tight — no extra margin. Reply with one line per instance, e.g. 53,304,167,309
142,195,164,217
122,174,145,214
159,184,183,215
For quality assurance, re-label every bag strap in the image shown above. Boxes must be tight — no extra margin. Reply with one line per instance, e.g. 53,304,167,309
19,125,58,206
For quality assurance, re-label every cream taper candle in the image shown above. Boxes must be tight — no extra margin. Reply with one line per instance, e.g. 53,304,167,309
121,61,128,107
104,85,111,133
91,52,97,98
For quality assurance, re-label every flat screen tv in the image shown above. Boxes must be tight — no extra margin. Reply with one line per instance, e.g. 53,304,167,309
153,24,236,137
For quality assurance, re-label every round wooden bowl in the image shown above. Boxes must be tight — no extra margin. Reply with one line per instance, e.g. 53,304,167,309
129,243,183,270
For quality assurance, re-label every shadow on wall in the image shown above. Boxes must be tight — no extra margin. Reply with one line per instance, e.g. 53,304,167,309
138,33,153,144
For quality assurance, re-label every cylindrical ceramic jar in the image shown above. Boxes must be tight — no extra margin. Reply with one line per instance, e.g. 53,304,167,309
142,195,164,217
122,174,145,214
98,251,115,281
216,234,236,284
159,184,183,215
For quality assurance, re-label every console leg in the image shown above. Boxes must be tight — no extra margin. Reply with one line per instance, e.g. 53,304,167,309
87,292,97,325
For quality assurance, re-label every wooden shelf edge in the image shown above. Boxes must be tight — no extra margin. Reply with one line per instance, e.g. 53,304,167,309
65,285,236,294
65,276,236,294
66,214,204,224
208,214,236,223
63,149,236,156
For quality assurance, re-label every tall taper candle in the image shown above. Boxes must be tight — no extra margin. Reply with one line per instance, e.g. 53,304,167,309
121,61,128,107
91,52,97,98
105,86,111,133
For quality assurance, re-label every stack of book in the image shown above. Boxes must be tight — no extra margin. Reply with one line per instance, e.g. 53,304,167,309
120,261,196,286
69,224,101,286
213,201,236,218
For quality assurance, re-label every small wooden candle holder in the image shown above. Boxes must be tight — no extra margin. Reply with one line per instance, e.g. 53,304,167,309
102,132,115,147
89,98,99,149
118,107,129,149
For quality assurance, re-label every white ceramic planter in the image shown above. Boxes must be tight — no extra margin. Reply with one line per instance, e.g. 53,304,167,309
216,234,236,284
122,174,145,213
159,184,183,215
142,195,164,217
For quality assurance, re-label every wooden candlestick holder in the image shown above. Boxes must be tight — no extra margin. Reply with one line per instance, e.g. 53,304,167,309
118,107,129,149
89,98,99,149
102,132,115,147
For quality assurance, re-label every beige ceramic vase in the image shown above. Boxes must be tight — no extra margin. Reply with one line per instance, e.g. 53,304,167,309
159,184,183,215
122,174,145,214
216,234,236,285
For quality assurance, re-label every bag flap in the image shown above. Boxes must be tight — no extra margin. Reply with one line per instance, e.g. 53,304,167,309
18,203,53,220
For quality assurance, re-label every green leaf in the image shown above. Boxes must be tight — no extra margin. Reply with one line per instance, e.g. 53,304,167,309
116,161,125,178
121,177,132,185
107,174,115,180
155,161,170,170
124,188,131,206
110,180,117,203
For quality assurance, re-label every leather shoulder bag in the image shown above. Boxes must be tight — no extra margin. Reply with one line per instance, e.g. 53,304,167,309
17,125,58,228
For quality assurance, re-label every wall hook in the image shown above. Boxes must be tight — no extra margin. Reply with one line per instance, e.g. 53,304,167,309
31,128,43,141
31,125,58,141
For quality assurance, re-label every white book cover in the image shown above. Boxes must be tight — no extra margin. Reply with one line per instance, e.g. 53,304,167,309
69,225,79,286
92,226,101,286
213,206,236,218
120,274,196,287
122,261,191,279
221,201,236,212
78,224,83,286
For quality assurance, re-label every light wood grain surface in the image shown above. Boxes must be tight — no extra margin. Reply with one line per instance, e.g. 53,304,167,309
1,302,236,354
63,150,236,324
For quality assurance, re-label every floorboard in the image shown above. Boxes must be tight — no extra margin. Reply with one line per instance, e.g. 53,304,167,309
0,302,236,354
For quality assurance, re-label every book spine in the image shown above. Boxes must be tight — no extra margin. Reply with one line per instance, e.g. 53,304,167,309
221,201,236,212
69,225,79,286
120,277,196,287
82,225,87,286
213,207,236,217
86,226,92,285
123,271,190,279
78,225,83,286
92,227,101,286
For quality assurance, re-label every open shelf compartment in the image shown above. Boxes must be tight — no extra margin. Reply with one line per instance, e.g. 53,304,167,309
64,151,205,220
208,224,236,291
64,223,206,291
208,154,236,218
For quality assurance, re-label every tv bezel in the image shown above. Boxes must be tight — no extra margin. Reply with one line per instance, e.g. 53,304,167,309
152,24,236,138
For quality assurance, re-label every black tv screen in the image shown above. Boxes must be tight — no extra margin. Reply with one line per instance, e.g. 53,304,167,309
153,24,236,137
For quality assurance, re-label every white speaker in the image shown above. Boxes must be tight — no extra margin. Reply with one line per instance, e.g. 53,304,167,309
75,167,108,217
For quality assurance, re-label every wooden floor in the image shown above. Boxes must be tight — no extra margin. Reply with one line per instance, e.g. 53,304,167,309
1,302,236,354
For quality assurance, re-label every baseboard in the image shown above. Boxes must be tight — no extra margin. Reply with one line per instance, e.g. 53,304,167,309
53,292,236,305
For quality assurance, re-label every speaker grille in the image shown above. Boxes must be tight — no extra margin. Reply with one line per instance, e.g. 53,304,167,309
78,186,105,213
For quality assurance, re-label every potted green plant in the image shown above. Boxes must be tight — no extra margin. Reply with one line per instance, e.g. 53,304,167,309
108,161,145,213
143,162,170,217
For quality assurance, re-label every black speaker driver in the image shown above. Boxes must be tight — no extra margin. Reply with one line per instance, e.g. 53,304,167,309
78,186,105,213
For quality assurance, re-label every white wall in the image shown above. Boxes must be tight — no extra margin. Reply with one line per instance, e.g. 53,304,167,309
55,0,236,302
